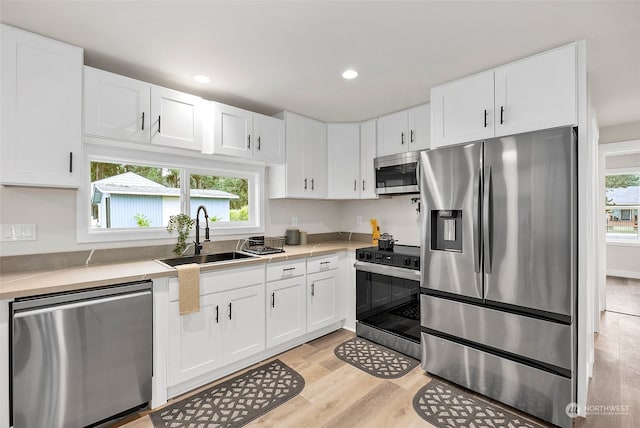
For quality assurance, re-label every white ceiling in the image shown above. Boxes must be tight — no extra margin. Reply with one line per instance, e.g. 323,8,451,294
1,1,639,127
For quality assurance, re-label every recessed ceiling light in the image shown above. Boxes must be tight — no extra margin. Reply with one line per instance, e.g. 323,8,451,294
193,74,211,84
342,69,358,80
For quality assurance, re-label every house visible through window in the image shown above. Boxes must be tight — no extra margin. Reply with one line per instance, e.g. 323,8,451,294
605,172,640,242
90,161,250,230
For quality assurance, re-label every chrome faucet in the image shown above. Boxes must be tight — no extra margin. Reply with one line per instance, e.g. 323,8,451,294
194,205,210,255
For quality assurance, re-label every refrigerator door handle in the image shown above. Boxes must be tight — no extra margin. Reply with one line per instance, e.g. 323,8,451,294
483,166,493,274
473,167,482,274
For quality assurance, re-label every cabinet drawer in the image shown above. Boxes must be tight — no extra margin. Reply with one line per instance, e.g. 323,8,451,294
169,264,265,301
307,254,339,274
266,259,306,282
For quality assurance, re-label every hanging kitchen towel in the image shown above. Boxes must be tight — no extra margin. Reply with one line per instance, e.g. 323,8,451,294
176,263,200,315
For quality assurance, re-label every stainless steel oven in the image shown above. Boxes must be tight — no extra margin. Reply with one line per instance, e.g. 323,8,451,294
354,245,421,359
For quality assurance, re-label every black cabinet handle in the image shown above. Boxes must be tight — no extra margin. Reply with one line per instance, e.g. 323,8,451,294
157,115,161,133
401,132,405,144
69,152,73,173
257,136,261,150
228,302,232,320
354,180,357,191
410,129,414,143
247,135,251,149
362,180,365,191
484,109,487,128
304,178,308,190
311,178,314,190
500,106,504,124
283,267,296,273
320,261,330,266
311,283,315,296
271,292,275,308
215,305,219,323
142,112,145,130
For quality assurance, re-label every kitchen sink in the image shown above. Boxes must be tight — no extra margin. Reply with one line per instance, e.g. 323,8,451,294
158,252,256,267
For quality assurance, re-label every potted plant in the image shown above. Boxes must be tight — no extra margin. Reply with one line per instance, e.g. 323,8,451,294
167,214,195,255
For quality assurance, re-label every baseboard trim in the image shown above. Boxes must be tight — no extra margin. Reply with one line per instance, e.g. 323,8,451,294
606,269,640,280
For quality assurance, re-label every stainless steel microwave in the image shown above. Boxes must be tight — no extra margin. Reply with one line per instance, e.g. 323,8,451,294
374,151,423,195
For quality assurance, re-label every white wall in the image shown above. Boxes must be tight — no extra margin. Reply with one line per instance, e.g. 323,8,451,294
338,195,421,246
600,120,640,145
0,183,420,257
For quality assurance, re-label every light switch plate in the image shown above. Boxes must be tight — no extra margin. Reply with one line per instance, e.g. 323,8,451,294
0,224,37,241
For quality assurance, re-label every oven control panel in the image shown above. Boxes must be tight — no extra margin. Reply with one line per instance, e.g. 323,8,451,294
356,246,420,270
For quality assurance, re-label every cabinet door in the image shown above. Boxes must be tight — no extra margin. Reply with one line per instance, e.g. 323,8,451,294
168,293,224,386
494,43,577,137
303,117,328,199
84,67,150,143
282,112,307,198
223,285,265,364
377,110,408,157
360,119,378,199
307,271,338,332
266,278,307,348
150,86,202,151
253,113,285,164
327,123,360,199
1,24,82,188
408,103,431,151
431,70,494,148
212,102,253,158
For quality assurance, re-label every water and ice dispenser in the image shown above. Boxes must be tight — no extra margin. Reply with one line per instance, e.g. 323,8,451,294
430,210,462,252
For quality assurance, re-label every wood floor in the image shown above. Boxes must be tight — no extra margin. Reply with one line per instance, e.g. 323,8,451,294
606,276,640,317
117,276,640,428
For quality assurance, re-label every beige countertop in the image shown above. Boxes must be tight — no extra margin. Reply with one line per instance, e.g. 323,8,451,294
0,241,370,300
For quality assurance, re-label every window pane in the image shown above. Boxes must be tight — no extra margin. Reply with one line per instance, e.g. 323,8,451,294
605,173,640,241
91,161,180,229
190,174,248,222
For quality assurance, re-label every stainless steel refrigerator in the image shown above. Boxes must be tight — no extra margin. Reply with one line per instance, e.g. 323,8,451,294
420,126,577,427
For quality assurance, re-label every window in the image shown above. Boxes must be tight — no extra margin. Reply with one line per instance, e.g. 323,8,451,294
605,172,640,242
78,145,264,243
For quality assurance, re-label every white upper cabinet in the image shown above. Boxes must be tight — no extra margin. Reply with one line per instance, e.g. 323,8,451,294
269,111,327,199
150,85,203,151
360,119,378,199
494,43,577,137
211,102,284,163
431,43,578,148
327,120,378,200
431,71,494,148
407,103,431,152
84,67,150,143
377,103,430,157
1,24,83,188
84,66,203,151
252,112,285,164
327,123,360,199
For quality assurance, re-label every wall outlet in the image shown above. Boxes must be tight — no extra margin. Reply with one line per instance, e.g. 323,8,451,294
0,224,37,241
291,217,299,227
356,216,363,225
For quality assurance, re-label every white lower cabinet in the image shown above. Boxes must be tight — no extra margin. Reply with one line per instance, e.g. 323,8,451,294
306,254,344,333
223,285,265,364
266,259,307,347
166,253,345,391
167,266,265,387
168,293,224,385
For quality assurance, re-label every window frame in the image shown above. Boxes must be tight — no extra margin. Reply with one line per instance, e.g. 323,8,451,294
604,168,640,246
77,144,265,244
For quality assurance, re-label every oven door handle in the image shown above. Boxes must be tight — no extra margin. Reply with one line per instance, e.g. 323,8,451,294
354,261,421,282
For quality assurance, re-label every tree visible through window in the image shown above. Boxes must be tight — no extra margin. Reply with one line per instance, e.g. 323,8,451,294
605,173,640,241
90,161,250,229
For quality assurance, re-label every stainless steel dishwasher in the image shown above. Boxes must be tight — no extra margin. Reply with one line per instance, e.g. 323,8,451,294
11,281,153,428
